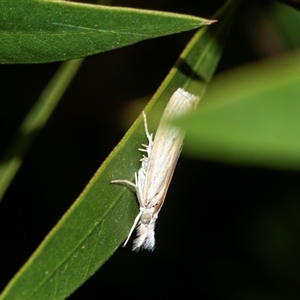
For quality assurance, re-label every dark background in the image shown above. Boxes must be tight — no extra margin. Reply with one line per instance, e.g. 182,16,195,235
1,1,300,299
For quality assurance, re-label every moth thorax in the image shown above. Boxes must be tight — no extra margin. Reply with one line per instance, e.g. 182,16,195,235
141,212,152,224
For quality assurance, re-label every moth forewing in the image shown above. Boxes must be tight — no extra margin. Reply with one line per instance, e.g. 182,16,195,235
143,133,184,213
143,88,200,209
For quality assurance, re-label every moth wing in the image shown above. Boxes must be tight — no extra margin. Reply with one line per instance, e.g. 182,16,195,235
143,88,200,213
143,126,185,213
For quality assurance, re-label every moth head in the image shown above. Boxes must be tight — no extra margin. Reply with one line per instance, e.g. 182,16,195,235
140,212,152,225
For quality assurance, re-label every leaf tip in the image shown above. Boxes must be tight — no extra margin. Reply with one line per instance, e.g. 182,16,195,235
207,19,218,25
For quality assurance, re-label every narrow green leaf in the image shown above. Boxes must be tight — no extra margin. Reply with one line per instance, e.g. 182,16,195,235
179,50,300,169
0,59,84,201
0,1,237,299
1,0,213,64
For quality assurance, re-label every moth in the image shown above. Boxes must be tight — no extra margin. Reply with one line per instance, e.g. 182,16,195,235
112,88,200,251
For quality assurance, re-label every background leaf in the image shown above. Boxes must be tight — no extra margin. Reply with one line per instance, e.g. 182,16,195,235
0,59,84,201
270,1,300,48
179,50,300,169
0,0,213,63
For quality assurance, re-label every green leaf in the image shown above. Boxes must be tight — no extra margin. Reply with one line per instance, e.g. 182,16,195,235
270,1,300,49
179,50,300,169
0,59,84,201
0,1,237,299
0,0,213,64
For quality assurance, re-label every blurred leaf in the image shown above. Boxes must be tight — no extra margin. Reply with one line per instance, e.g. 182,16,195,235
270,1,300,49
0,1,237,299
279,0,300,11
179,50,300,169
0,0,213,63
0,59,84,201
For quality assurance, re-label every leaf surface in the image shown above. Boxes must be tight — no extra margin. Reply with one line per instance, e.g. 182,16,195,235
1,0,213,63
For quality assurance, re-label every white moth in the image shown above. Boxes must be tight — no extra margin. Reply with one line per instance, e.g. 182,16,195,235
112,88,200,251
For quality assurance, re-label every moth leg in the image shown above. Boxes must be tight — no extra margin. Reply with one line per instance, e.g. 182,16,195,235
111,177,144,247
138,112,153,160
111,172,144,207
142,111,152,143
123,210,142,247
110,179,136,189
